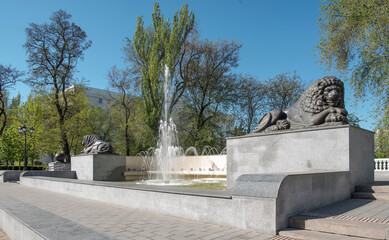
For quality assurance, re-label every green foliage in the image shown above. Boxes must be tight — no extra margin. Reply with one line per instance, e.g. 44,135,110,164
174,39,240,151
374,107,389,157
318,0,389,99
0,124,23,166
109,97,154,155
0,86,102,165
318,0,389,157
124,3,195,134
347,112,361,128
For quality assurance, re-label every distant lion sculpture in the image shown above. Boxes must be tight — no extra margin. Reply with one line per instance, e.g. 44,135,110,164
253,76,348,133
81,135,113,154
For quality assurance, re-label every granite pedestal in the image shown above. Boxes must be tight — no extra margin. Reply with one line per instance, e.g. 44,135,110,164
71,154,126,181
227,125,374,189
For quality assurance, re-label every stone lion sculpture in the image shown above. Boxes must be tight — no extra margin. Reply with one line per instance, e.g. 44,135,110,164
253,76,348,133
81,135,113,154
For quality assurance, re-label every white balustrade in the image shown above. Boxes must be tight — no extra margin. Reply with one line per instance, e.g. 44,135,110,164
375,158,389,171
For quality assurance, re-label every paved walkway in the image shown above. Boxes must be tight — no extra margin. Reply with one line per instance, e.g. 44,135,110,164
0,183,271,240
0,229,9,240
3,173,389,239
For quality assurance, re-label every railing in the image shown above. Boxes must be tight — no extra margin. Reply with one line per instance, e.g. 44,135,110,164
44,163,66,171
375,159,389,171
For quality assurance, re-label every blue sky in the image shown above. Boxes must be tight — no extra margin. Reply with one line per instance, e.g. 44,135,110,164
0,0,374,130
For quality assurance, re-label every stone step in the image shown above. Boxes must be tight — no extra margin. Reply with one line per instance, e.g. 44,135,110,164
355,185,389,193
352,192,389,201
278,228,371,240
288,215,387,239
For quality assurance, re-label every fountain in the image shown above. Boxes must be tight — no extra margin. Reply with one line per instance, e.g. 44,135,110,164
130,65,226,185
153,118,185,182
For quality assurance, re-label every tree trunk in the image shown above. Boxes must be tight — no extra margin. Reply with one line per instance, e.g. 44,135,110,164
58,114,71,163
125,124,130,156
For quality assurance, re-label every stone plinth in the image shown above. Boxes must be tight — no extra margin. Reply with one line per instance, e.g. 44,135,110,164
227,125,374,188
71,154,126,181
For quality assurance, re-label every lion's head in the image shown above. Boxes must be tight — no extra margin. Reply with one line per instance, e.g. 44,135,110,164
300,76,345,114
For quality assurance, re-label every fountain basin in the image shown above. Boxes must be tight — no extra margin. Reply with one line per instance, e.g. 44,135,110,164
19,170,351,235
123,170,226,181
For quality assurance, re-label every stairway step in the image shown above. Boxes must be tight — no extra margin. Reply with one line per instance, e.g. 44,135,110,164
288,215,386,239
278,228,370,240
352,192,389,201
355,185,389,193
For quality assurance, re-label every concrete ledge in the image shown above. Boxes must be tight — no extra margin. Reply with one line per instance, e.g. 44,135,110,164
0,192,114,240
232,174,286,197
275,171,350,230
232,171,351,231
0,171,22,182
20,175,277,234
21,171,77,179
20,171,351,235
0,208,44,240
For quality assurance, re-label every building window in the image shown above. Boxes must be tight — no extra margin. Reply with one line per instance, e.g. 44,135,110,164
98,98,103,104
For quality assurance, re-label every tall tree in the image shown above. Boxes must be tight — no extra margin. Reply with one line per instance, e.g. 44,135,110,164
24,10,92,162
0,64,23,138
107,66,139,156
124,3,195,134
176,39,241,150
317,0,389,99
234,74,266,134
265,72,305,111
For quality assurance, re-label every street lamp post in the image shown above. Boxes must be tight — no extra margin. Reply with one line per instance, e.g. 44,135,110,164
18,125,34,171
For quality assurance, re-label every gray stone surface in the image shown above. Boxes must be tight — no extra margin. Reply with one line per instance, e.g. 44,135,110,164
232,174,287,198
275,171,350,230
0,171,22,182
21,170,77,179
0,186,117,240
20,175,277,234
227,125,374,188
0,182,271,239
71,154,126,181
231,171,351,230
19,171,350,235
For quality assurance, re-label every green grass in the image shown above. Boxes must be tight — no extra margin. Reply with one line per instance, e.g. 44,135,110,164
175,182,226,190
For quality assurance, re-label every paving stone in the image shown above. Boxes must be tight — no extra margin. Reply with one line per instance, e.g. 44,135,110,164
0,182,271,240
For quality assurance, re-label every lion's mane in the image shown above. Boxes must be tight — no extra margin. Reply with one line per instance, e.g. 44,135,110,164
300,76,345,114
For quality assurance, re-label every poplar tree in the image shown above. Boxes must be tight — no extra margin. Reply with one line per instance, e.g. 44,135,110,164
124,3,194,135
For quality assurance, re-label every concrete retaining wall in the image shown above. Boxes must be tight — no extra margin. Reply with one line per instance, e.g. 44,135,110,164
21,171,77,179
20,170,350,235
227,125,374,188
0,170,77,183
0,171,22,182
